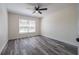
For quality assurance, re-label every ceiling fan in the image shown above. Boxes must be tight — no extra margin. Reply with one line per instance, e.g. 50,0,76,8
33,5,47,14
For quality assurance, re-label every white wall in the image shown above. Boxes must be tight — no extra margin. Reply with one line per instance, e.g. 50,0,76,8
76,4,79,55
76,4,79,38
0,4,8,54
8,12,41,40
41,4,78,46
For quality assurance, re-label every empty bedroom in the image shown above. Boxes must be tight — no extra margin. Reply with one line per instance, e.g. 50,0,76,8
0,3,79,55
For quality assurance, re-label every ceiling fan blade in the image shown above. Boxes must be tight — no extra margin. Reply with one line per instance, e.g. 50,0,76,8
32,11,36,14
35,6,37,10
39,8,47,10
38,10,42,14
38,5,40,9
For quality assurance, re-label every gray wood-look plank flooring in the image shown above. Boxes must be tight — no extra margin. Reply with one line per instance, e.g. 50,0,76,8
1,36,78,55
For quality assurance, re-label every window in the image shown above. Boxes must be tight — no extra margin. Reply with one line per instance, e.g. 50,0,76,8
19,19,36,33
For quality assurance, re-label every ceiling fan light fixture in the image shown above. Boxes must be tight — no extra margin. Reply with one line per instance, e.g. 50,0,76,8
33,4,47,14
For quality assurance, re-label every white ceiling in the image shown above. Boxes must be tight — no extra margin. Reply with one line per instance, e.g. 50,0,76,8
4,3,75,18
